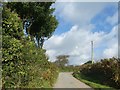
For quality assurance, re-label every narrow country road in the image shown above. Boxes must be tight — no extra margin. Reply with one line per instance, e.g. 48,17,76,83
53,72,93,88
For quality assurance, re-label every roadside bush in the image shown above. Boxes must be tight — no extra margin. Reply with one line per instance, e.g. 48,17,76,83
2,7,27,88
2,36,27,88
2,7,59,88
79,58,120,89
2,7,23,40
2,35,59,88
58,65,80,72
24,44,59,88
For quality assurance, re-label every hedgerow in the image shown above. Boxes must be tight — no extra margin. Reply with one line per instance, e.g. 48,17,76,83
2,6,58,88
76,58,120,89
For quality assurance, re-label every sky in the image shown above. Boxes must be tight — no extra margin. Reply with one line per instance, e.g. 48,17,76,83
43,2,118,65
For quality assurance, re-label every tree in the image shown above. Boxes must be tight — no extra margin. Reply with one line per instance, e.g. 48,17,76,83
55,55,69,67
6,2,58,48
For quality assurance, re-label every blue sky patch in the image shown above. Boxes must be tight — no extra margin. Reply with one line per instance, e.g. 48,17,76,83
91,4,117,33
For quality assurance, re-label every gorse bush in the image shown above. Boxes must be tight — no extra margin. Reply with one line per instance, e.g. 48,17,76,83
2,36,25,87
79,58,120,89
2,7,23,39
2,5,58,88
2,7,26,88
22,42,59,88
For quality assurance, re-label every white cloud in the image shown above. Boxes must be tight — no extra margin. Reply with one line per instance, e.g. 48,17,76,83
43,25,118,65
106,11,118,25
103,25,118,58
103,43,118,58
44,2,118,65
53,2,115,26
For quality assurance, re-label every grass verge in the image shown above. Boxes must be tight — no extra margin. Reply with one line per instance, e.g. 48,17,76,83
73,72,115,90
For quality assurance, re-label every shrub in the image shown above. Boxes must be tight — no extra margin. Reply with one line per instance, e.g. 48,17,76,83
2,7,59,88
79,58,120,89
2,36,26,88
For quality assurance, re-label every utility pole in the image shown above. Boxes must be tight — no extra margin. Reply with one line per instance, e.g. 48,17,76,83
91,41,94,64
